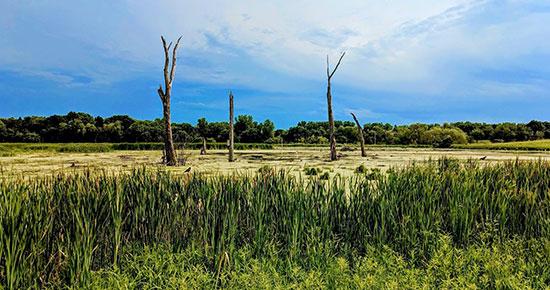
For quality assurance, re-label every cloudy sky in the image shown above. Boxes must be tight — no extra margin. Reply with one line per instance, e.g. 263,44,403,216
1,0,549,127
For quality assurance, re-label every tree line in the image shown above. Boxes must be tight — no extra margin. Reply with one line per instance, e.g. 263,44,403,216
1,112,549,147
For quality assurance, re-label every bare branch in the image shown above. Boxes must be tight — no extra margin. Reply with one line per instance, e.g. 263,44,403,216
350,111,367,157
173,36,183,55
328,52,346,79
350,112,360,125
326,55,330,78
169,36,183,84
161,37,170,93
157,85,165,101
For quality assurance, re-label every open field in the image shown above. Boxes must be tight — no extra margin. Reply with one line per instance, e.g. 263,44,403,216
1,145,550,177
454,139,550,151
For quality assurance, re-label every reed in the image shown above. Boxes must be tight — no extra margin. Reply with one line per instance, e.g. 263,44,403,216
1,159,549,288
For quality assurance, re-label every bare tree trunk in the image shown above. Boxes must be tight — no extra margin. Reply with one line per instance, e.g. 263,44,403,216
200,137,207,155
163,101,177,165
326,52,346,161
327,81,337,161
157,35,182,166
350,112,367,157
228,91,235,162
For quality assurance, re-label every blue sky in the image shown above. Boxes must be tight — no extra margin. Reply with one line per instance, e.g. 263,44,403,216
0,0,549,128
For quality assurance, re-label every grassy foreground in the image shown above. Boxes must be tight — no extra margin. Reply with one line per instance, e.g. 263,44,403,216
1,159,549,288
90,238,547,289
454,139,550,151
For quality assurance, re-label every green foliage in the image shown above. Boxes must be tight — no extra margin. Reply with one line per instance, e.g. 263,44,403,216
304,167,320,175
421,127,468,148
1,160,550,288
2,112,549,147
89,238,550,289
265,136,283,144
128,120,163,142
233,115,274,143
0,112,273,144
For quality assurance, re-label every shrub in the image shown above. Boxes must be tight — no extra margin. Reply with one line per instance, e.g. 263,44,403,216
421,127,468,148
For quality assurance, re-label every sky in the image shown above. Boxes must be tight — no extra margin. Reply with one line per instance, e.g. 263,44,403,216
0,0,549,128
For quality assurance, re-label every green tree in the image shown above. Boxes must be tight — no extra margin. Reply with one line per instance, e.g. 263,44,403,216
527,120,546,140
408,123,429,145
470,128,485,141
99,122,124,142
128,121,163,142
335,126,357,143
105,115,135,130
206,122,229,142
259,120,275,141
197,118,208,138
421,127,468,148
235,115,255,138
493,123,517,142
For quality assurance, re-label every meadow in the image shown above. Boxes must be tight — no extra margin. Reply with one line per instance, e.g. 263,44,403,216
1,138,549,157
1,154,549,288
454,139,550,151
0,142,273,157
2,142,550,179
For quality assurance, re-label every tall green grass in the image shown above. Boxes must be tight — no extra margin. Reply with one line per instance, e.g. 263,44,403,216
1,159,549,288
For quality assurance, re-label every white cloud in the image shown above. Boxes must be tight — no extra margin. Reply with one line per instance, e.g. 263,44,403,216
1,0,549,100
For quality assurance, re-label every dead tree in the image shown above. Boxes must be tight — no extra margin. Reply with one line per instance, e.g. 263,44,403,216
350,112,367,157
157,35,182,166
200,137,207,155
326,52,346,161
228,91,235,162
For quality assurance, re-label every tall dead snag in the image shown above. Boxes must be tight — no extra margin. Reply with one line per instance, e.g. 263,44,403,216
228,91,235,162
200,137,207,155
326,52,346,161
157,35,182,166
350,112,367,157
